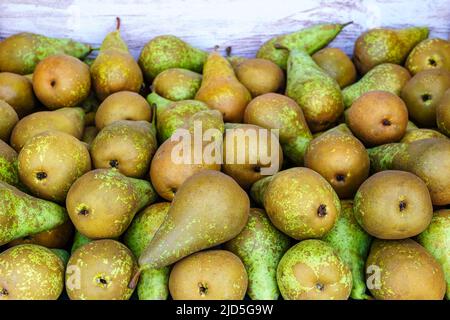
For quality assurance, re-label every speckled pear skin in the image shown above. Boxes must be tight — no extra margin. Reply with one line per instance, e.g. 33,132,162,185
406,38,450,75
342,63,411,108
437,89,450,137
139,35,207,81
282,47,343,132
0,181,68,246
257,23,351,70
368,138,450,205
66,168,157,239
277,239,352,300
224,208,291,300
0,244,65,300
66,239,137,300
139,170,249,270
71,231,92,254
0,72,37,117
91,20,143,101
0,140,21,187
322,200,372,300
401,128,447,143
354,27,429,75
124,202,171,300
195,51,251,123
0,32,91,75
153,68,202,101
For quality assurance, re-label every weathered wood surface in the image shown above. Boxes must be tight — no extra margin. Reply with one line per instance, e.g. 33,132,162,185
0,0,449,59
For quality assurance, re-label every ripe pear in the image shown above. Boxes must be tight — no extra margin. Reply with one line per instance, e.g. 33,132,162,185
152,68,202,101
342,63,411,108
195,51,251,122
304,124,369,198
139,170,249,269
91,18,143,100
66,239,137,300
32,54,91,109
91,120,157,178
18,130,91,202
257,22,352,70
406,38,450,75
169,250,248,300
0,100,18,141
282,47,343,132
0,32,91,75
71,231,92,254
66,168,157,239
0,140,20,187
0,181,68,246
224,208,291,300
0,72,36,117
401,128,447,143
368,138,450,205
277,239,352,300
0,244,65,300
417,210,450,299
312,48,357,88
244,93,312,165
124,202,171,300
10,107,85,151
366,239,445,300
138,35,207,81
95,91,152,130
82,126,99,147
437,89,450,136
251,167,341,240
354,26,429,74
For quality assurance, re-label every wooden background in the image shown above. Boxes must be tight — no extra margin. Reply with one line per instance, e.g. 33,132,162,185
0,0,449,58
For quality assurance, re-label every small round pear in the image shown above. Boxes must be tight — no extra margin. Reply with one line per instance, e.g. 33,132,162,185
0,100,18,141
406,38,450,75
152,68,202,101
0,72,36,117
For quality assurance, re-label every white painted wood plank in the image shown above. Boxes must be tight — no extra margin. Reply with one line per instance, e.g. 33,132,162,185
0,0,449,59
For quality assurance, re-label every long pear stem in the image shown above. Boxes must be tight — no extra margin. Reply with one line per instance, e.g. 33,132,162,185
116,17,121,31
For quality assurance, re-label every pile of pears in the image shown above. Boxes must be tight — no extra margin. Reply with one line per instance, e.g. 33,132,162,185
0,17,450,301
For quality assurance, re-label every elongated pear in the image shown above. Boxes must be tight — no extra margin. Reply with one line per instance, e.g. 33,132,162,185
139,170,249,269
0,140,20,188
0,32,91,75
257,22,352,70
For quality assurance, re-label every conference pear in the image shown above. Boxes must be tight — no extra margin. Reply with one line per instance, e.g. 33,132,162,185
437,89,450,136
401,128,447,143
312,47,357,88
405,38,450,75
0,140,20,187
0,100,18,141
71,231,92,254
152,68,202,101
0,72,36,117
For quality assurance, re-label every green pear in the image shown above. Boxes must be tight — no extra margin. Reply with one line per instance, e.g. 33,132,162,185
342,63,411,108
152,68,202,101
416,209,450,299
0,181,68,246
139,35,207,81
0,32,91,75
139,170,249,269
0,140,20,188
124,202,171,300
257,22,352,70
322,200,372,299
354,26,429,74
224,208,291,300
71,231,92,254
51,248,70,266
91,18,143,100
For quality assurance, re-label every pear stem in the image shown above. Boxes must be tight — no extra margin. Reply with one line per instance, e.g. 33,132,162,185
225,46,232,57
128,269,141,289
342,21,353,27
116,17,121,31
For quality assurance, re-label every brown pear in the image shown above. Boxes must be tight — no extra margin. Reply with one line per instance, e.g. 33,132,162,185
406,38,450,75
401,128,447,143
0,100,18,141
312,48,357,88
437,88,450,136
0,72,36,117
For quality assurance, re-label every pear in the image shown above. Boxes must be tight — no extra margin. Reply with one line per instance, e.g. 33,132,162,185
0,100,18,141
139,35,207,81
10,107,85,151
139,170,249,269
18,130,91,202
401,128,447,143
304,124,370,199
32,54,91,109
91,120,157,178
152,68,202,101
195,51,251,122
257,22,352,70
437,89,450,136
368,138,450,205
51,249,70,266
66,168,157,239
406,38,450,75
66,239,137,300
95,91,152,130
0,140,20,187
0,181,68,246
312,48,357,88
342,63,411,108
82,126,99,147
124,202,171,300
244,93,312,165
323,200,372,300
354,26,429,74
71,231,92,254
417,210,450,299
0,32,91,75
366,239,445,300
224,208,291,300
0,244,65,300
91,18,143,100
281,47,343,132
277,239,352,300
250,167,341,240
0,72,36,117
